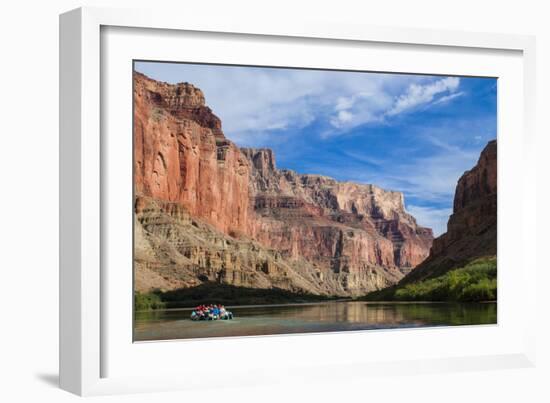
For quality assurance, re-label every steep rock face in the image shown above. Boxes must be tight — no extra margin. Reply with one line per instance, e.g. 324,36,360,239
134,72,250,235
401,140,497,284
134,73,433,296
242,148,433,273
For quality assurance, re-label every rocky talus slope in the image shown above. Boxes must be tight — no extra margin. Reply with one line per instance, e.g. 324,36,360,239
134,196,330,294
400,140,497,284
133,72,433,296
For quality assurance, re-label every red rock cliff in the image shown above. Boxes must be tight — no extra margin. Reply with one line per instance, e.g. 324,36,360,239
134,72,250,235
242,148,433,274
401,140,497,283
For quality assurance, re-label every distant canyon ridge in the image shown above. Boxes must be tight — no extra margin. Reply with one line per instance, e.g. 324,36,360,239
133,72,438,297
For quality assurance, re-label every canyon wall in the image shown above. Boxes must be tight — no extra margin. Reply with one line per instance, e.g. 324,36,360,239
401,140,497,284
134,72,434,296
134,72,250,236
242,148,433,278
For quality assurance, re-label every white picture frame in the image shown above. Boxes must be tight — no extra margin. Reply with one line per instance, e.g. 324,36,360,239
59,6,537,396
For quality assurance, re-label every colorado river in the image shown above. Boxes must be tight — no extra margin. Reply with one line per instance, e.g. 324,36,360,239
134,301,496,341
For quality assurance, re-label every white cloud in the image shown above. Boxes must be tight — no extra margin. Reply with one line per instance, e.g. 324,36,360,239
325,77,463,134
405,205,453,237
136,62,466,145
386,77,461,116
335,96,354,111
265,122,289,130
330,110,354,128
326,92,391,133
429,91,465,106
342,151,385,167
137,62,461,143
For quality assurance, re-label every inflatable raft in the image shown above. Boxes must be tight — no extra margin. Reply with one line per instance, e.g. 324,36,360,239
190,305,234,321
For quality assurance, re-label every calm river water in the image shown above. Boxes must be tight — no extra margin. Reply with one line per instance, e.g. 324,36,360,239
134,301,497,341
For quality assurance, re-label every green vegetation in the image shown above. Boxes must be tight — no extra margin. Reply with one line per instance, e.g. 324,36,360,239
365,256,497,302
135,282,339,310
134,258,496,311
134,291,166,311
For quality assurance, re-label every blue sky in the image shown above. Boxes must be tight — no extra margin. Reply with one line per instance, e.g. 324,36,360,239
135,61,497,236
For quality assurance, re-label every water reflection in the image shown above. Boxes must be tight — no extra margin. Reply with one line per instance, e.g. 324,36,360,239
134,301,497,341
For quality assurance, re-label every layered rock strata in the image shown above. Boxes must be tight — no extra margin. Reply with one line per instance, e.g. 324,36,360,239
242,148,434,286
133,72,434,296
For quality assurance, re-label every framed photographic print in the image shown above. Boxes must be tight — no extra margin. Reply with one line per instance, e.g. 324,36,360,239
60,7,537,396
132,61,497,342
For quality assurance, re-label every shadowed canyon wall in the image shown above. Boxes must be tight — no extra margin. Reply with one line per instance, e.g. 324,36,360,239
400,139,497,284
